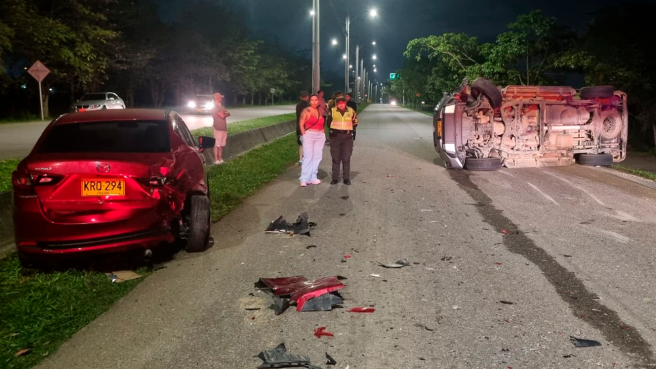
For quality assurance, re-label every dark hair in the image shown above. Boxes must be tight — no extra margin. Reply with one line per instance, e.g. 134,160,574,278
309,94,319,100
299,91,309,98
346,93,352,98
317,90,324,94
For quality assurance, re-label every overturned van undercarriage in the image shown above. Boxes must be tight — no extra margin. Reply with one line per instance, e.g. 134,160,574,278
433,78,628,170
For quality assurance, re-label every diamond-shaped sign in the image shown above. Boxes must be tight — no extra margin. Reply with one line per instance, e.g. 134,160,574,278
28,61,50,83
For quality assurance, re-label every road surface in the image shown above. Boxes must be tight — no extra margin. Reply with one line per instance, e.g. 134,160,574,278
0,105,295,160
36,104,656,368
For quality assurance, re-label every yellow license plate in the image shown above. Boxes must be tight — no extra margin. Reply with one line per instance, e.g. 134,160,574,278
81,179,125,197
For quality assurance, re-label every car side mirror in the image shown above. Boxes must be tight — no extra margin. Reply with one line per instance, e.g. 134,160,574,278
198,136,215,152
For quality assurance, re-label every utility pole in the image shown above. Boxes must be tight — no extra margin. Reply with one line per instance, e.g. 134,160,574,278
360,58,364,102
345,17,350,93
312,0,320,94
354,45,359,99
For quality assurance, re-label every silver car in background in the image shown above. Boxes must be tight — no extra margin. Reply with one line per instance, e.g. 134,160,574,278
70,92,125,112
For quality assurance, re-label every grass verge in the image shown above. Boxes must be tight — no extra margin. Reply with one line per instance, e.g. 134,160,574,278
612,164,656,181
0,159,21,193
0,115,47,125
0,134,298,369
207,133,297,220
0,255,150,369
192,113,296,139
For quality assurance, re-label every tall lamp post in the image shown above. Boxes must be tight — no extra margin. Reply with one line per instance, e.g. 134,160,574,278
347,8,377,97
311,1,320,94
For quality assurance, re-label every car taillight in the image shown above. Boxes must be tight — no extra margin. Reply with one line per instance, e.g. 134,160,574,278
12,171,32,190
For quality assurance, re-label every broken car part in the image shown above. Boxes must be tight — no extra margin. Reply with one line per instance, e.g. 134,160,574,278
347,307,375,313
265,213,316,236
377,259,410,268
257,343,323,369
256,276,346,313
570,336,602,348
314,327,335,339
325,353,337,365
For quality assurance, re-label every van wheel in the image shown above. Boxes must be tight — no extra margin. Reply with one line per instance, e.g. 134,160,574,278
577,154,613,167
599,110,622,140
465,158,502,171
580,86,614,99
186,195,211,252
471,78,503,108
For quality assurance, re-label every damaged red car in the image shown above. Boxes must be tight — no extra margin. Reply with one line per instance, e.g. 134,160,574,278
12,109,215,266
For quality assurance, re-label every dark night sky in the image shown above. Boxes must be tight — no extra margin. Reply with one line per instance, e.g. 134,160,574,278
161,0,655,85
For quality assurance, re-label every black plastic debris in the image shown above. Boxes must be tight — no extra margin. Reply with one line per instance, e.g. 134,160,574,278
325,353,337,365
301,292,344,312
306,245,317,249
377,259,410,268
257,343,323,369
499,301,514,305
273,296,291,316
265,213,316,236
570,336,602,348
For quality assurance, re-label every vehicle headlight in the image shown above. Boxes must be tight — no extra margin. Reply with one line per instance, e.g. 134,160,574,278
187,101,197,108
204,102,215,109
390,100,397,106
89,104,101,109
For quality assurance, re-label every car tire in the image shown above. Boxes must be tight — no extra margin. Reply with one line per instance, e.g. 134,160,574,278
465,157,502,171
580,86,614,99
186,195,211,253
599,110,622,140
471,78,503,108
102,105,107,110
577,154,613,167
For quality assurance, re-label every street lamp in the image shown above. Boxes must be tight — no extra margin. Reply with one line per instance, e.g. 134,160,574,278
342,54,347,60
372,54,377,60
369,8,378,17
343,8,378,94
374,68,377,72
372,41,377,45
331,38,338,46
309,9,315,16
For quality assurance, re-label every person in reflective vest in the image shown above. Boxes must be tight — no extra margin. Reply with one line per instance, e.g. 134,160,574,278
327,97,358,185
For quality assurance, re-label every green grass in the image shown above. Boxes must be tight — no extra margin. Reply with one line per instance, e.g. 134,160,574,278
0,159,21,193
207,134,297,220
0,254,150,369
612,164,656,181
192,113,296,140
0,115,48,125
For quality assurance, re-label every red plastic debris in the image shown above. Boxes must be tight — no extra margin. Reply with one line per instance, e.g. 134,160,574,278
344,255,351,259
502,230,509,235
348,307,375,313
314,326,334,338
495,262,503,265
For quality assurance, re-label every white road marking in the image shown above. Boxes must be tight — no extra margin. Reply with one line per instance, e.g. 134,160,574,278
597,229,631,244
544,171,606,206
527,183,559,205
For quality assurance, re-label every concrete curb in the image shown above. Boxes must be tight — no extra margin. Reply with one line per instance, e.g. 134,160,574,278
0,120,297,257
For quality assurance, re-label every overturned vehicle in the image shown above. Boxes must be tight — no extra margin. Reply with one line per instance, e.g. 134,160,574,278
433,78,627,170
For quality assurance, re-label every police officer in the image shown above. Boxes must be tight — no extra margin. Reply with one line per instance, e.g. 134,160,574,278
327,96,358,185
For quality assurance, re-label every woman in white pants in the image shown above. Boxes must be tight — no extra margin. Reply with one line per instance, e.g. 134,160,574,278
298,94,326,187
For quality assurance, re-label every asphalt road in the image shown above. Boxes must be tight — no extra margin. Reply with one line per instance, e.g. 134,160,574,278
0,105,295,160
37,104,656,368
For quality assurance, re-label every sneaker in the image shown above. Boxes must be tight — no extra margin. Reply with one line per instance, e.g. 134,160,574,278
310,179,321,185
300,181,307,187
330,179,339,185
214,160,224,165
298,160,303,166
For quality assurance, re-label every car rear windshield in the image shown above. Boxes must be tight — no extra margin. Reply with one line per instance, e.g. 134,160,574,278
80,93,107,101
39,120,170,153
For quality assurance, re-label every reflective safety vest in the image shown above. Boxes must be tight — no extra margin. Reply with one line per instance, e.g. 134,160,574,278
330,107,356,130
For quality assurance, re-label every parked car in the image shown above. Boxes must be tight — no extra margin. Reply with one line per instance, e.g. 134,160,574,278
433,78,628,170
70,92,126,112
186,94,214,114
12,109,216,267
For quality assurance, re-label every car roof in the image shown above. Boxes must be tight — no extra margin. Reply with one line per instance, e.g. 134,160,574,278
55,109,170,125
82,92,117,95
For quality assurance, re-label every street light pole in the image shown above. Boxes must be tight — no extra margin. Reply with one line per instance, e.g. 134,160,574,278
312,0,320,94
345,17,350,93
354,45,359,99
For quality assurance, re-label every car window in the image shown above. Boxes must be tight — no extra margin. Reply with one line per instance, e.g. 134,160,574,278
173,116,196,147
39,121,170,153
110,93,119,100
80,93,108,101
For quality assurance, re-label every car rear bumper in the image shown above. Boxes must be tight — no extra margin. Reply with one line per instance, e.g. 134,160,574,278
16,227,175,255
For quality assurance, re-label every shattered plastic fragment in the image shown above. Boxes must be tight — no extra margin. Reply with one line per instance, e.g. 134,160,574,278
348,307,375,313
306,245,317,249
265,213,316,236
499,301,514,305
273,296,291,315
570,336,602,348
502,229,509,234
314,326,335,338
326,353,337,365
300,292,344,312
257,343,323,369
256,276,346,313
377,259,410,268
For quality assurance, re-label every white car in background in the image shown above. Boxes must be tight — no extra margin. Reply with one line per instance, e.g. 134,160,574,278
186,94,215,114
70,92,125,112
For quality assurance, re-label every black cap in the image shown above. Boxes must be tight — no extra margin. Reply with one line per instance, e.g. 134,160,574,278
336,97,346,103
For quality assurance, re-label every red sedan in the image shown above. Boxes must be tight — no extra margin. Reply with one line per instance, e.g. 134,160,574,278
12,109,215,266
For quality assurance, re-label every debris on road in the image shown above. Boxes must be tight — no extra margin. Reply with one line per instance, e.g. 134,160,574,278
386,175,400,178
255,276,345,313
414,323,435,332
326,353,337,365
418,209,433,212
377,259,410,268
14,348,31,357
105,270,141,283
314,326,335,338
306,245,317,249
265,213,316,236
347,307,375,313
344,254,351,259
369,273,381,277
441,256,453,261
257,343,323,369
570,336,602,348
499,301,515,305
564,254,573,258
